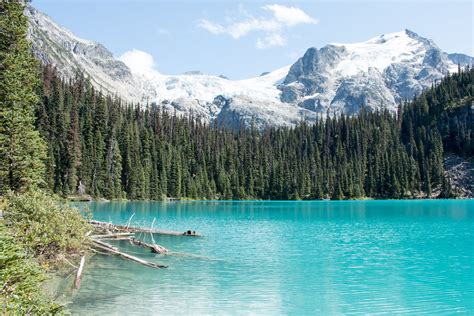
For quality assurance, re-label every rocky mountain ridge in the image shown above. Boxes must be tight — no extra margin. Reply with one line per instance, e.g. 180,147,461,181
26,6,473,128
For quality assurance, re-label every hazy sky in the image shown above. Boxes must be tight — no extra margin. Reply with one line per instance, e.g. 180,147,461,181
34,0,473,79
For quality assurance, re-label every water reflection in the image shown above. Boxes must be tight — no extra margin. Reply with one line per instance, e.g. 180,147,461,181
75,200,474,225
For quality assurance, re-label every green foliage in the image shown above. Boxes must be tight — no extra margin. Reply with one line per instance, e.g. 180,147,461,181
36,66,473,200
0,189,90,313
0,1,46,193
0,221,63,315
2,189,91,263
401,67,473,157
0,3,90,314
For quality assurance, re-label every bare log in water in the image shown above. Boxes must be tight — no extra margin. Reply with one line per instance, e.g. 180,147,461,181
88,219,202,237
88,219,200,269
99,237,134,241
91,248,112,256
90,232,135,239
150,218,157,244
74,256,86,289
92,239,119,251
129,237,169,254
125,213,136,229
63,257,78,269
91,239,167,269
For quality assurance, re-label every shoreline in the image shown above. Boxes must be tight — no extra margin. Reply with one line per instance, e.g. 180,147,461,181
69,196,474,202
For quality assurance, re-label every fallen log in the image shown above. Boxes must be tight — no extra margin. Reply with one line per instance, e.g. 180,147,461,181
90,248,112,256
129,237,168,254
90,232,135,239
92,239,119,251
92,240,167,269
73,256,86,289
125,213,136,229
88,220,202,237
99,237,133,241
63,257,78,269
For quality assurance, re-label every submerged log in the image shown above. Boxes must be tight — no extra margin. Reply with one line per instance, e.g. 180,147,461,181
88,220,202,237
92,238,119,251
91,239,167,269
129,237,169,254
99,237,133,241
73,256,86,289
90,232,135,239
90,248,112,256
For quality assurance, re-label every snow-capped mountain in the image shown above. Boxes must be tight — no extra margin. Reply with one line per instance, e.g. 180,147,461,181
281,30,471,115
26,6,472,128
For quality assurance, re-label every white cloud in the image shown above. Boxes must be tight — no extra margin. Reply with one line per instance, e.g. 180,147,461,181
198,4,318,49
263,4,318,27
118,49,157,75
256,33,286,49
198,20,227,36
198,18,279,39
157,28,171,36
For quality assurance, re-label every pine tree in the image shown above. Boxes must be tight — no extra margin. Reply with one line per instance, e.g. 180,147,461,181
168,150,182,198
0,1,46,193
31,63,472,200
65,98,81,194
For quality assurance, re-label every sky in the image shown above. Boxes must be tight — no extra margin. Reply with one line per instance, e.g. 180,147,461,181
33,0,473,79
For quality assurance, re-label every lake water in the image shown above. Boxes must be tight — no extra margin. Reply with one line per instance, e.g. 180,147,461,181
68,200,474,315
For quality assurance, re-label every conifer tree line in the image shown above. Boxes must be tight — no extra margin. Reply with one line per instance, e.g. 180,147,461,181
35,65,473,200
1,3,90,313
0,0,46,194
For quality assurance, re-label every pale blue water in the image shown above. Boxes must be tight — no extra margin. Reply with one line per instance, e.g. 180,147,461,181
69,200,474,315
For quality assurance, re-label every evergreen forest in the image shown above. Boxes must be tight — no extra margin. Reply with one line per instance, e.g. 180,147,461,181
36,65,473,200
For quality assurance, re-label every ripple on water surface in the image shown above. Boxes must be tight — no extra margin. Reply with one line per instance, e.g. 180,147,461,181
69,200,474,315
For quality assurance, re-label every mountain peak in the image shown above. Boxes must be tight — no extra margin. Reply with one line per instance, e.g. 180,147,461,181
330,29,434,49
404,28,419,38
26,6,471,128
280,29,467,116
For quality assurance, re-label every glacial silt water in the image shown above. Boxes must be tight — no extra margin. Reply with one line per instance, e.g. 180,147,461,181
69,200,474,315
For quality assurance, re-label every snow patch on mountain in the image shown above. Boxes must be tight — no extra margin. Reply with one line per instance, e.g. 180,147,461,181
116,47,291,121
280,29,465,115
331,31,426,76
26,6,472,127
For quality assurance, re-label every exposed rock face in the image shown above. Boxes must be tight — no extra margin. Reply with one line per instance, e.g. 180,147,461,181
25,6,144,101
279,30,463,115
26,6,472,128
444,155,474,198
448,53,474,66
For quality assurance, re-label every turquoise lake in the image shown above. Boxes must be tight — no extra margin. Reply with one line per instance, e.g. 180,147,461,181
69,200,474,315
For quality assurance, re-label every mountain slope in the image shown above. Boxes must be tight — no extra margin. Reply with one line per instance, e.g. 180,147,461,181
281,30,461,115
26,6,472,128
26,6,142,101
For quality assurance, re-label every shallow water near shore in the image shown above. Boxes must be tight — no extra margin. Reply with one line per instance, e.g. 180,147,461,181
69,200,474,315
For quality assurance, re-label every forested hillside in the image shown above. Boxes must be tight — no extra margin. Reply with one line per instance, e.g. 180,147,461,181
36,66,473,200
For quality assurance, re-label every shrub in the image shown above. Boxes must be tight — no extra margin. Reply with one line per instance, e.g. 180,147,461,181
0,222,63,314
1,189,91,264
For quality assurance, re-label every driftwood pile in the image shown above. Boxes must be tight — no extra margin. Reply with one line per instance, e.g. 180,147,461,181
89,219,201,267
72,218,201,289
